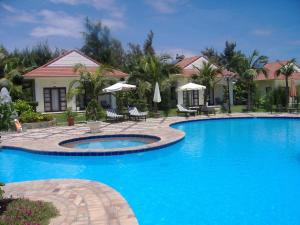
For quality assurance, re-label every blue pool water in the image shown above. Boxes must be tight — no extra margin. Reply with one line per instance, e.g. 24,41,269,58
1,118,300,225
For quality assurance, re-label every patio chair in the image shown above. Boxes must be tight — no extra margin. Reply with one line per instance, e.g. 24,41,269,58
128,107,148,121
176,104,197,117
106,109,125,122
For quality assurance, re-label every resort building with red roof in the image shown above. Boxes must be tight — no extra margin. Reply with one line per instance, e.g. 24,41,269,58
254,61,300,97
174,55,235,106
23,49,127,112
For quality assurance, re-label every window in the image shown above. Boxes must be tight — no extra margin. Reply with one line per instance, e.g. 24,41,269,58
183,91,189,106
192,90,199,106
43,87,67,112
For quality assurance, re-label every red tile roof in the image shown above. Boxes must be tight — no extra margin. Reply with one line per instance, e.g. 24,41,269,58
256,61,300,81
24,66,127,78
24,49,128,78
175,56,235,78
176,56,201,69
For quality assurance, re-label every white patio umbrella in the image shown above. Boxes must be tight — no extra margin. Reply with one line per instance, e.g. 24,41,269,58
153,82,161,103
177,82,206,91
103,82,136,93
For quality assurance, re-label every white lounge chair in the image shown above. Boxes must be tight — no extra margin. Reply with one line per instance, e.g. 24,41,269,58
177,104,197,117
106,109,124,121
128,107,148,121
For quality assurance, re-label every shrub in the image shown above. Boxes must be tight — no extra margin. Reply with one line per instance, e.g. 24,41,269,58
0,103,16,131
19,111,53,123
0,198,58,225
64,107,77,119
0,183,4,201
12,100,33,116
86,99,105,121
41,114,54,122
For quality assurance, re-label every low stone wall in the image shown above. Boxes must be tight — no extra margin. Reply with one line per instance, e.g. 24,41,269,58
23,119,56,130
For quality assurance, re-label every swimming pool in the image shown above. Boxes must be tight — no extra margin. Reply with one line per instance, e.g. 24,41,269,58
1,118,300,225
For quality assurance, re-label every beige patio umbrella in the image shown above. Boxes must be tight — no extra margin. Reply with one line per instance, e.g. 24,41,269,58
153,82,161,103
153,82,161,112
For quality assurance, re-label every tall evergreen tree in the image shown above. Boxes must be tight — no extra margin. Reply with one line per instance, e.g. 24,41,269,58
201,47,221,66
143,30,155,56
81,18,125,68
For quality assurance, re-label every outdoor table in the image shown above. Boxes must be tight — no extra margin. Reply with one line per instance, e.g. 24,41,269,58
189,106,202,115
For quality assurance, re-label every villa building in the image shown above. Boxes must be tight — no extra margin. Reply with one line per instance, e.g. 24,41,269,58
24,50,127,112
174,55,235,106
255,61,300,96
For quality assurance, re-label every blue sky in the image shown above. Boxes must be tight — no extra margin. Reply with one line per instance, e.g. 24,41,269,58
0,0,299,62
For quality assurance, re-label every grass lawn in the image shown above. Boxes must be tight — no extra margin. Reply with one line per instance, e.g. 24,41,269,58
47,112,86,125
47,105,269,125
230,105,267,113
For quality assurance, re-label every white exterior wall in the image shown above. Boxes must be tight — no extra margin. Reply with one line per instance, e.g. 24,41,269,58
48,51,98,67
34,77,118,112
185,57,217,70
176,78,233,106
34,77,77,112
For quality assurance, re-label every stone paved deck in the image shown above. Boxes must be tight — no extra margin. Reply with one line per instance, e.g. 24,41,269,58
4,179,138,225
2,112,299,155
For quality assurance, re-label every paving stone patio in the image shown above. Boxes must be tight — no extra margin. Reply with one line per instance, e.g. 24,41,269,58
4,179,138,225
1,113,300,225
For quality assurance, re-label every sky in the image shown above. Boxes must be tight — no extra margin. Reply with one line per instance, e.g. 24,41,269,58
0,0,299,62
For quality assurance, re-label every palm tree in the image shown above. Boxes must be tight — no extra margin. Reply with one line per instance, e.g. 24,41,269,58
237,50,268,111
67,63,116,120
192,61,221,105
275,59,297,110
128,54,181,110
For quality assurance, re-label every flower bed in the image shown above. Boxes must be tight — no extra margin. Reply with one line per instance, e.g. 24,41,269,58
0,198,58,225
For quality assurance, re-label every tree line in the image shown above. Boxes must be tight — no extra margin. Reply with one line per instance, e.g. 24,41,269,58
0,17,297,111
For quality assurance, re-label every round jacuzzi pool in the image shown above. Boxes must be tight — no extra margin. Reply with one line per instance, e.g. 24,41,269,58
60,135,160,150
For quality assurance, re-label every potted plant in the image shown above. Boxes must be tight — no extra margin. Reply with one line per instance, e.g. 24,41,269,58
85,99,105,133
65,107,77,126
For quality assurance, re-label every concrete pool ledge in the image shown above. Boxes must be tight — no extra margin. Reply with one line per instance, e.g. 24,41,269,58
4,179,139,225
1,112,300,155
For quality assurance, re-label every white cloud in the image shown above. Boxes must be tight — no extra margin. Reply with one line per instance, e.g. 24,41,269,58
1,3,16,13
2,4,125,38
1,3,37,23
30,10,83,37
145,0,188,14
158,48,196,58
49,0,126,31
251,29,272,37
50,0,124,18
102,19,126,30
